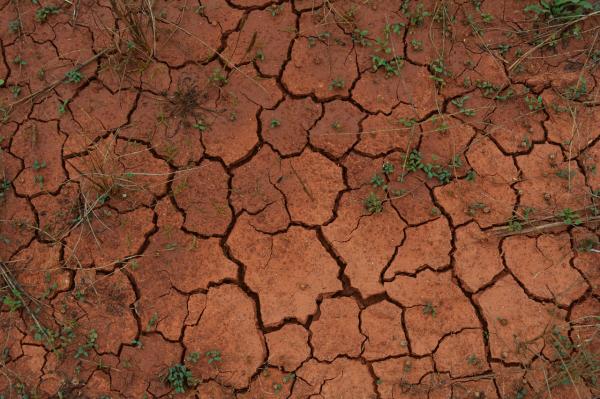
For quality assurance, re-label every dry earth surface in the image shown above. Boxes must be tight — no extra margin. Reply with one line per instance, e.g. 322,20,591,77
0,0,599,398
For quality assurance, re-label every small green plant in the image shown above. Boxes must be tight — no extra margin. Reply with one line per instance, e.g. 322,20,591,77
408,3,431,26
165,364,195,393
466,169,477,181
558,208,582,226
364,192,383,214
58,99,69,114
186,351,200,363
429,57,451,88
524,0,594,22
451,95,476,116
206,349,222,365
577,237,598,252
8,20,21,33
410,39,423,51
370,174,385,188
193,120,209,132
208,68,228,87
467,354,481,366
0,179,10,202
2,288,24,312
13,56,26,66
352,29,370,46
331,121,342,131
267,4,282,17
10,85,21,98
555,168,576,180
372,55,404,77
74,329,98,359
269,119,281,128
32,160,47,171
525,94,544,111
64,70,83,83
564,76,588,100
329,78,345,90
423,302,437,317
35,5,60,23
382,162,395,175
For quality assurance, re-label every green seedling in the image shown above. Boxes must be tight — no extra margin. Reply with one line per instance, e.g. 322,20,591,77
64,70,83,83
364,192,383,214
269,119,281,128
166,364,195,393
525,94,544,111
35,5,60,23
558,208,582,226
206,349,222,365
329,78,345,90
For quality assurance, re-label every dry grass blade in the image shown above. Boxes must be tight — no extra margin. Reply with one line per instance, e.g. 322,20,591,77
109,0,155,59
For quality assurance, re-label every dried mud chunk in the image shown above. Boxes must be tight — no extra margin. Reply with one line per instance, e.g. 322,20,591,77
65,82,137,152
515,143,588,216
173,159,232,236
572,227,600,296
361,301,408,360
31,183,79,239
309,100,362,158
310,297,363,361
223,3,295,76
153,1,221,66
388,172,438,225
282,34,358,99
203,94,260,165
292,358,376,399
486,86,546,154
136,199,237,293
454,222,504,292
451,380,499,399
356,103,421,156
64,206,154,268
276,150,344,225
183,284,266,389
1,345,46,392
54,270,137,355
353,63,439,117
228,216,341,326
196,381,236,398
111,334,182,397
11,120,66,196
474,275,567,364
385,270,480,356
503,233,587,306
262,97,321,155
372,356,435,399
323,188,405,297
227,64,283,109
385,217,452,277
419,116,475,173
238,367,293,398
434,176,515,228
266,324,310,371
466,135,518,183
11,241,69,299
65,137,170,212
0,193,35,259
434,329,488,378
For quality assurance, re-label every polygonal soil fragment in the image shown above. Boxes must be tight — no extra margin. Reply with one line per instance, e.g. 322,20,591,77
283,24,357,100
454,222,504,292
503,233,587,306
310,297,363,361
309,100,362,158
54,270,137,355
133,198,237,293
419,115,475,172
230,145,288,233
111,334,182,397
515,143,588,216
65,136,170,212
64,82,137,153
261,97,321,155
361,301,408,360
0,192,35,259
292,358,376,399
572,227,600,296
384,216,452,277
173,159,232,236
372,356,435,399
153,1,221,66
474,275,567,364
323,187,406,297
10,120,66,196
195,381,235,398
266,324,310,371
434,176,515,228
238,367,293,398
64,206,154,268
466,135,519,183
356,103,421,156
276,150,345,225
183,284,265,389
11,241,69,299
227,216,341,326
353,63,439,117
433,329,488,378
385,270,480,355
223,3,296,76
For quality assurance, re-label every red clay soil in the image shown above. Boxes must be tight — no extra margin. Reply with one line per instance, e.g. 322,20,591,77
0,1,599,398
